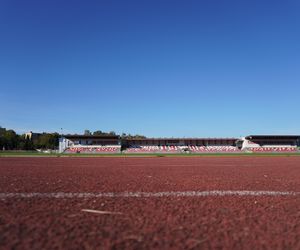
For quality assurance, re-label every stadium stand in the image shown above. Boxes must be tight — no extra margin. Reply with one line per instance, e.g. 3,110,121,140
59,135,300,154
188,146,240,152
241,135,299,153
123,145,241,153
60,135,121,153
246,146,297,152
64,146,121,153
124,145,181,153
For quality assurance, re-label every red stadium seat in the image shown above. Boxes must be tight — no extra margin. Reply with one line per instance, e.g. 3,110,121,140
64,146,120,153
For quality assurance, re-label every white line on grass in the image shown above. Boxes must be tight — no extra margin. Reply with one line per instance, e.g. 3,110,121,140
0,190,299,199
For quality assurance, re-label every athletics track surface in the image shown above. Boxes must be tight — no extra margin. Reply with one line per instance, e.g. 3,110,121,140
0,157,299,249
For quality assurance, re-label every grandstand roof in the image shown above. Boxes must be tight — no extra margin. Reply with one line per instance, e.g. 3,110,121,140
64,135,119,140
246,135,300,140
125,138,238,141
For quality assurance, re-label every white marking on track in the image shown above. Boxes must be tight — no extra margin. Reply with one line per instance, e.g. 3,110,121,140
81,209,122,215
0,190,299,199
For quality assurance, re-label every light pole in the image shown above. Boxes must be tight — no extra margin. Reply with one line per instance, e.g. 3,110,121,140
60,128,63,153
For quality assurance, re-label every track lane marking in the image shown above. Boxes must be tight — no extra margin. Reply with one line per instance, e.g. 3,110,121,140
0,190,299,198
81,209,123,215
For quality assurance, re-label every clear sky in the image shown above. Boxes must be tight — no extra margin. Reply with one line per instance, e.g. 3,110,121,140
1,0,299,137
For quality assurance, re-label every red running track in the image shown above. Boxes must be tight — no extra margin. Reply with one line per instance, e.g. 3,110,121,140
0,157,299,249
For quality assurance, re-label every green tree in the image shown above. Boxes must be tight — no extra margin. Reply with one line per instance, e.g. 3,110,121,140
4,129,18,150
93,130,104,135
33,133,59,149
120,133,146,139
93,130,117,136
23,136,34,150
0,126,60,151
84,130,92,135
0,127,6,150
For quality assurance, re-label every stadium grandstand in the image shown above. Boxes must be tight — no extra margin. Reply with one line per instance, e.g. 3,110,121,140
236,135,299,152
59,134,300,153
59,135,121,153
122,138,239,153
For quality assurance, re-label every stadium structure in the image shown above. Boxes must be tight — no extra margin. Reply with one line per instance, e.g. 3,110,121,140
59,134,300,154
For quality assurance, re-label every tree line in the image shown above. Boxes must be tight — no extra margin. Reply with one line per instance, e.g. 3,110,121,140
0,127,59,151
83,130,146,139
0,127,147,151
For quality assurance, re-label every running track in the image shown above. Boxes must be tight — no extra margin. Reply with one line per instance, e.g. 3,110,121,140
0,157,299,249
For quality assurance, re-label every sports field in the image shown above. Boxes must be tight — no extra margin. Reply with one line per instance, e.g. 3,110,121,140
0,156,299,249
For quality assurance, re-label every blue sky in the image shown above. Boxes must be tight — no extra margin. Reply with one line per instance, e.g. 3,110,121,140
1,0,299,137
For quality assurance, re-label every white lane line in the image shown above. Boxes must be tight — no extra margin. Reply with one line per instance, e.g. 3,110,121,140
0,191,299,199
81,209,122,215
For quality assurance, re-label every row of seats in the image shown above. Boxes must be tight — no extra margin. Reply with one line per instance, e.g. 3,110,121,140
65,146,120,153
124,145,240,153
125,146,180,153
188,146,240,152
246,147,297,152
64,146,298,153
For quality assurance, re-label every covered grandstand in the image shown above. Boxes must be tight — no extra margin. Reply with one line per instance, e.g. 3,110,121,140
59,135,121,153
123,138,239,153
59,134,300,154
237,135,299,152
